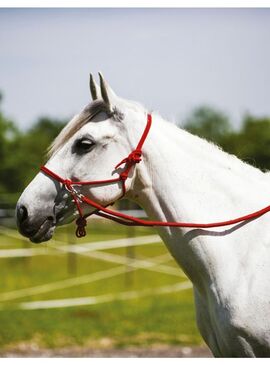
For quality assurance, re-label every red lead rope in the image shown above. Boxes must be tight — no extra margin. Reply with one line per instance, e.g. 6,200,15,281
41,113,270,237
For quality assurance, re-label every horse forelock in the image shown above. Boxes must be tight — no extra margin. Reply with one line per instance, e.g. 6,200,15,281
47,100,110,157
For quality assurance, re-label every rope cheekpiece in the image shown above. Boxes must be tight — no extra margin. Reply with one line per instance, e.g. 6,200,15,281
40,113,270,237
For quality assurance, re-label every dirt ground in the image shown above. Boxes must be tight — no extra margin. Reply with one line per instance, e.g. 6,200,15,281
0,345,212,358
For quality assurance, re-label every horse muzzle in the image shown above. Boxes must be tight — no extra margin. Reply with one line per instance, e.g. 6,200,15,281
16,203,56,243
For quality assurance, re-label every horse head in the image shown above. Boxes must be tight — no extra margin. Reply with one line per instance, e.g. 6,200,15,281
16,73,147,243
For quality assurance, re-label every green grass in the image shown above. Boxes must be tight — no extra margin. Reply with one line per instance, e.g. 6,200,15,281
0,221,202,350
0,295,200,349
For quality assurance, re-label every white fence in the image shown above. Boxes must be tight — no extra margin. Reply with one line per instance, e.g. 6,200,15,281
0,224,191,310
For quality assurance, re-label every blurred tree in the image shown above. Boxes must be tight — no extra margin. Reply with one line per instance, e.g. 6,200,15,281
7,117,67,190
0,93,21,193
183,105,232,144
221,115,270,171
0,92,67,194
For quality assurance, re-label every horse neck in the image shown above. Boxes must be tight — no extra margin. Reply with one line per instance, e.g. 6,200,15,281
127,112,270,291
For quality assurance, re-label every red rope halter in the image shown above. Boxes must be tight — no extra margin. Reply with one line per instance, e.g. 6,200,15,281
41,113,270,237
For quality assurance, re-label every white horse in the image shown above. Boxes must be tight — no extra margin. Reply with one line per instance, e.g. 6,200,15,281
16,73,270,357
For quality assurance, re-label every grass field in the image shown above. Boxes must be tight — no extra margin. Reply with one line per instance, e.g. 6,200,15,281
0,220,202,351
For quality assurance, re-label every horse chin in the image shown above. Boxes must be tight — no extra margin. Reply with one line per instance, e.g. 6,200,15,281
29,220,56,244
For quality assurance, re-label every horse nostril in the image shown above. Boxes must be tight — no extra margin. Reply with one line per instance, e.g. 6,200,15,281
17,204,28,224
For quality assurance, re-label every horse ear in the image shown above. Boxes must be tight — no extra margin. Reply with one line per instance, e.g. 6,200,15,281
89,73,101,101
98,72,117,111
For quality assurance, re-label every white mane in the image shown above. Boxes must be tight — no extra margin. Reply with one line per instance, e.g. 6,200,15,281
151,111,265,183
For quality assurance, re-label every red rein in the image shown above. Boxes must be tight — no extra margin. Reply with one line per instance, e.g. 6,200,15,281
41,113,270,238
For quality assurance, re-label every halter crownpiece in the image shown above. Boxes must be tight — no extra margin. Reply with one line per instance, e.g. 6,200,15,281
41,113,270,238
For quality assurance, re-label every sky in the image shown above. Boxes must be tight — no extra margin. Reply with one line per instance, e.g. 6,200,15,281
0,8,270,130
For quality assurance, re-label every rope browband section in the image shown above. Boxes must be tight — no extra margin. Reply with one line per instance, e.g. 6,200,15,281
41,113,270,238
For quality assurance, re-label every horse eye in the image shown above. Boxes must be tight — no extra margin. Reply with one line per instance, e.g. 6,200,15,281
74,138,95,153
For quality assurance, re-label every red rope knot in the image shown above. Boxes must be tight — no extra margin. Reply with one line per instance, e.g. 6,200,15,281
128,150,142,164
115,149,142,169
64,179,73,192
120,170,129,181
75,217,87,238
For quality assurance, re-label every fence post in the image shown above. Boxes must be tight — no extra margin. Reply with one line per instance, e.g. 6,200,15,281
125,201,135,287
67,224,77,275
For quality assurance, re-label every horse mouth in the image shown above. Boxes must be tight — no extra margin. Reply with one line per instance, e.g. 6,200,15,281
29,218,56,244
28,208,77,243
